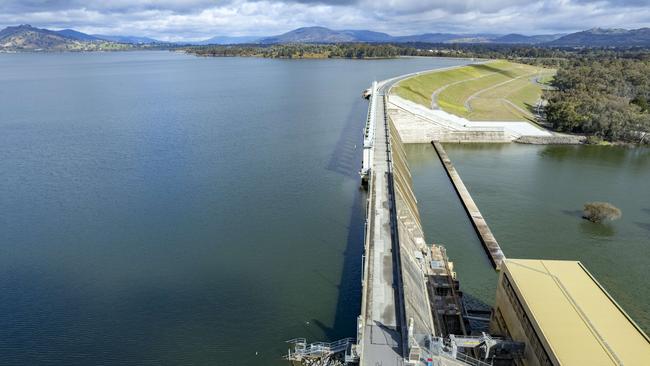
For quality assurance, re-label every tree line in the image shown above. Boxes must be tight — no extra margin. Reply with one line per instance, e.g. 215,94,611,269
543,55,649,143
184,43,418,59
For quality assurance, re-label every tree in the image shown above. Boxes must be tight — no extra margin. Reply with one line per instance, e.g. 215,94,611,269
583,202,622,223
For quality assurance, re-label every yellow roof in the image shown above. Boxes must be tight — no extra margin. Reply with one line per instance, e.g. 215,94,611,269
504,259,650,366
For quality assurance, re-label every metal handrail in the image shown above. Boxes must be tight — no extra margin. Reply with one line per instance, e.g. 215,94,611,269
451,352,493,366
289,338,355,357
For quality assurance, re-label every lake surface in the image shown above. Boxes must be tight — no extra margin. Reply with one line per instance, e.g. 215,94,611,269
405,143,650,333
0,52,473,365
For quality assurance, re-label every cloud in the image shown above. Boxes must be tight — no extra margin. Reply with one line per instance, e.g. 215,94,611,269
0,0,648,41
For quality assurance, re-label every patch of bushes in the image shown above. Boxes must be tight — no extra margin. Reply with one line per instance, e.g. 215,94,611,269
583,202,622,223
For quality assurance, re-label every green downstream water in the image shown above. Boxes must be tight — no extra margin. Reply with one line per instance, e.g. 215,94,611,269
405,143,650,333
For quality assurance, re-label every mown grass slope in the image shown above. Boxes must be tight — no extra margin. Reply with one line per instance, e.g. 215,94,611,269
392,60,555,121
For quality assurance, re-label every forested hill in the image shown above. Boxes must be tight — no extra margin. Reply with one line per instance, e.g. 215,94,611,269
549,28,650,47
0,24,129,51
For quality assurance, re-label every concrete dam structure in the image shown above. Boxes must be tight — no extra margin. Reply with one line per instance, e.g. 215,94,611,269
287,74,513,366
356,78,437,365
286,68,650,366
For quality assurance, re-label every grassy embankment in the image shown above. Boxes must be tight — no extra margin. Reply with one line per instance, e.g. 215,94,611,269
393,60,556,121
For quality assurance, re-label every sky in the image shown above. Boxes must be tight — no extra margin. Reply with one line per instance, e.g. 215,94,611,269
0,0,649,41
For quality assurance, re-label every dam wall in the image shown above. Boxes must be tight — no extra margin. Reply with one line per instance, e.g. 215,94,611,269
356,78,446,365
291,70,507,365
387,107,437,351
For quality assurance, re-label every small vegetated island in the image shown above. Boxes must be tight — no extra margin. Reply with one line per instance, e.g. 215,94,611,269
583,202,622,223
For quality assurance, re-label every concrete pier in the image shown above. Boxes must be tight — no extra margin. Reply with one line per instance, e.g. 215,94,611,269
431,141,505,270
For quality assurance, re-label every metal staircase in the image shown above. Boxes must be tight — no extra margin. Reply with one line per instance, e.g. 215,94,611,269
285,338,358,365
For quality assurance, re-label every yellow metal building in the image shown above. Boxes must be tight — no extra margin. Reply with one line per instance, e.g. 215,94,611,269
490,259,650,366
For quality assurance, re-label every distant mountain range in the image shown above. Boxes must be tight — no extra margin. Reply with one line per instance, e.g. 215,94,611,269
492,33,565,44
256,27,501,44
547,28,650,47
92,35,160,44
0,25,103,51
52,28,161,44
256,26,650,47
191,35,261,45
0,24,165,51
1,24,649,52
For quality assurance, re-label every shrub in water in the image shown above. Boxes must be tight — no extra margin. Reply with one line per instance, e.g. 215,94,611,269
583,202,622,223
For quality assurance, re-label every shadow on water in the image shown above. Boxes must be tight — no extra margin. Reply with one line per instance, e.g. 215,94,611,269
562,209,584,218
463,292,492,312
635,222,650,233
326,99,366,179
316,98,367,340
539,144,650,167
462,293,493,333
441,142,508,153
312,188,366,341
579,220,616,238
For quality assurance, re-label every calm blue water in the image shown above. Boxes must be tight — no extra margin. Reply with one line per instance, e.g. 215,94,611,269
0,52,472,365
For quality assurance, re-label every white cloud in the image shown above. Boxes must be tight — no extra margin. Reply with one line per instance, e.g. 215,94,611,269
0,0,648,40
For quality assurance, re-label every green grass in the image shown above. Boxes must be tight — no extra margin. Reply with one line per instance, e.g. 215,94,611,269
392,60,512,107
439,73,513,115
392,60,555,121
469,75,540,120
537,74,555,85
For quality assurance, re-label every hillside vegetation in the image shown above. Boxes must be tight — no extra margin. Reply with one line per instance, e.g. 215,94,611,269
186,43,416,58
393,60,555,121
544,57,650,142
0,24,131,51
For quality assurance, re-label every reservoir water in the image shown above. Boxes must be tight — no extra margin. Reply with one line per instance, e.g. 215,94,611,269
0,52,471,365
1,51,648,365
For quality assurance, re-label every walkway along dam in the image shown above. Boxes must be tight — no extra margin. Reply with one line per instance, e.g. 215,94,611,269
285,67,650,366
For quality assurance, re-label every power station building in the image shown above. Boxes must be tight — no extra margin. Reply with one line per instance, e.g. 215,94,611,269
490,259,650,366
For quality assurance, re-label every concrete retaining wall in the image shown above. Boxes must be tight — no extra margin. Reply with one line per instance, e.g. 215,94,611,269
389,108,510,143
431,141,505,270
386,94,564,144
